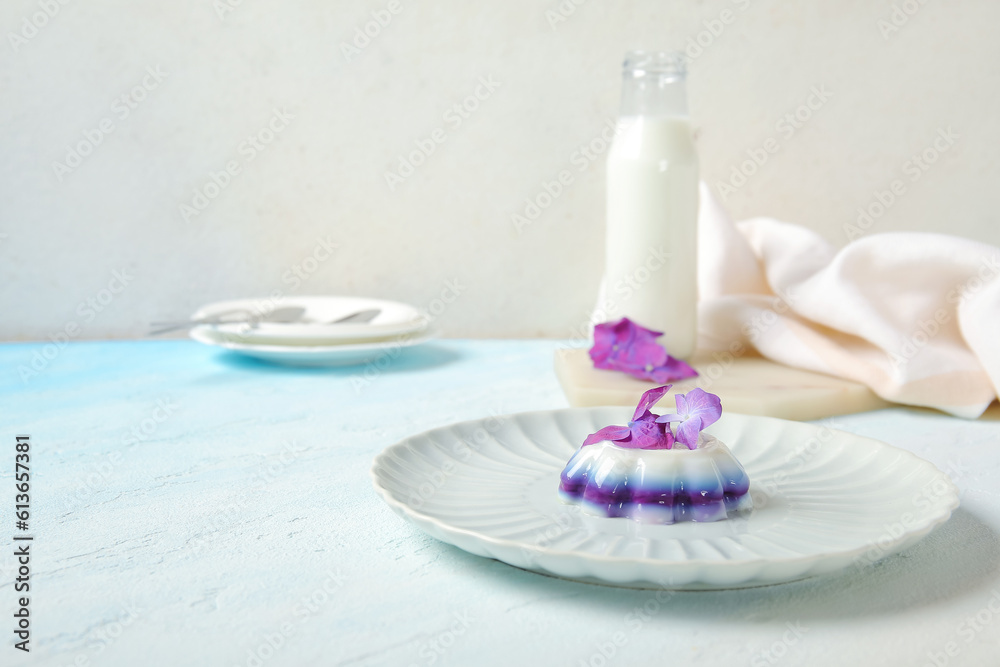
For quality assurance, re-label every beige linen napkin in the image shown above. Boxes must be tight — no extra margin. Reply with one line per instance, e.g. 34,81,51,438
697,183,1000,418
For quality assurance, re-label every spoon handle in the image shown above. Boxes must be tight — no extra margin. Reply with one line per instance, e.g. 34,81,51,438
329,308,381,324
148,309,250,335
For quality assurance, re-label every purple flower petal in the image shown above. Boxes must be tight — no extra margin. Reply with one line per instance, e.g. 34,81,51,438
582,424,632,447
588,322,617,366
620,331,668,368
590,319,635,367
674,418,702,449
588,317,687,384
624,419,672,449
641,421,675,449
675,393,689,416
655,388,723,450
681,388,723,430
648,356,698,383
579,354,721,452
632,385,672,421
633,320,664,339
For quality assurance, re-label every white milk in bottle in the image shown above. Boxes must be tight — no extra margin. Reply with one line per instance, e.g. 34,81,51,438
604,51,699,359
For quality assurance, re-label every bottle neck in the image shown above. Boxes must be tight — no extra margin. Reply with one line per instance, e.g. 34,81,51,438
619,72,689,117
618,51,689,117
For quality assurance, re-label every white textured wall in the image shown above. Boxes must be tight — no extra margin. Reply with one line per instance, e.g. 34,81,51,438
1,0,998,341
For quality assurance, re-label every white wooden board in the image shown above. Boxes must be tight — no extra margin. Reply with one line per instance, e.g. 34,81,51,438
554,348,889,421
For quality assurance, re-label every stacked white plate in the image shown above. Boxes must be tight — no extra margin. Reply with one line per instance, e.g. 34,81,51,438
188,296,434,366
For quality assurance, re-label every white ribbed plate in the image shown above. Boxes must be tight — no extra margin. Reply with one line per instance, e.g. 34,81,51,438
371,409,959,590
190,327,435,367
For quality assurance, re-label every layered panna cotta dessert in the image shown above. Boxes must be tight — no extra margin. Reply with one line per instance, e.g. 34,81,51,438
559,386,752,524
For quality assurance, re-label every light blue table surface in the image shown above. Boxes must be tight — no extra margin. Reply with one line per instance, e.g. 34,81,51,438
1,339,999,667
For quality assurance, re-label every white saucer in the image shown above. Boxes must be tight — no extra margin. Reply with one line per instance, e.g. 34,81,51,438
192,296,427,345
190,327,436,367
371,408,959,590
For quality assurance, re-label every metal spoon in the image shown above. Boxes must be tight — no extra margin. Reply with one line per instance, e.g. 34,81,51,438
328,308,381,324
149,306,307,336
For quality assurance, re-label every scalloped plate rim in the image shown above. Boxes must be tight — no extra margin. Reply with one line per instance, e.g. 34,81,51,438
371,408,960,587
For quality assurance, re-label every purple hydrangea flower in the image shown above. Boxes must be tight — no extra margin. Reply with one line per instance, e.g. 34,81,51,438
582,385,675,449
589,317,697,383
582,386,724,451
656,388,723,450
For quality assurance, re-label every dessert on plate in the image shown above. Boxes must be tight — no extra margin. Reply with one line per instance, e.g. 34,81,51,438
559,386,752,524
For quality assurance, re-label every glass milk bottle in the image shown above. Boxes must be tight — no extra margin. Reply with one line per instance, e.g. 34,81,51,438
605,51,699,359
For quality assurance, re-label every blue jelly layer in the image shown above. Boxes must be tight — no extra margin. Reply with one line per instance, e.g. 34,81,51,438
557,443,752,524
